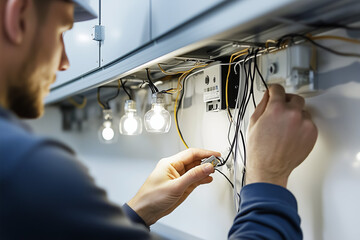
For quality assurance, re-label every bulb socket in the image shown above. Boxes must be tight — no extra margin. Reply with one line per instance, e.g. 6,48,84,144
124,100,137,112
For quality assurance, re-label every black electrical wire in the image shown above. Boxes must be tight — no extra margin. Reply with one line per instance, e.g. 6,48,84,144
278,33,360,58
97,86,121,109
307,22,360,31
120,79,132,100
215,168,234,189
254,50,268,91
249,49,258,109
146,68,159,94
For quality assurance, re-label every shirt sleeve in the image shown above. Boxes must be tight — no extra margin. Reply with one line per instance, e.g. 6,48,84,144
122,203,149,229
228,183,303,240
0,139,162,240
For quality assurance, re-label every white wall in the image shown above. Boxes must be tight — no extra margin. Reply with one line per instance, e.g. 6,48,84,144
27,28,360,240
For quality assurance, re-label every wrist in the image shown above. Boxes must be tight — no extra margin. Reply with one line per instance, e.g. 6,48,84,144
245,173,289,188
128,196,156,226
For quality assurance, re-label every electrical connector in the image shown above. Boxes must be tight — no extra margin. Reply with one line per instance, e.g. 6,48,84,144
201,155,222,168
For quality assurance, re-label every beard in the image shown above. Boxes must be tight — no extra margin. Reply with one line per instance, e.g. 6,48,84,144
8,76,44,119
7,43,52,119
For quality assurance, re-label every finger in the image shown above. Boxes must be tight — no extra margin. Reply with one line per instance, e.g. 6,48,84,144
268,84,286,104
198,176,213,185
250,90,269,126
186,176,214,192
175,163,214,189
286,94,305,110
302,110,312,120
169,148,220,166
184,160,201,172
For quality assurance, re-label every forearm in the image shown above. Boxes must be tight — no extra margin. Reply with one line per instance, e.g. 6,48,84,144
228,183,302,240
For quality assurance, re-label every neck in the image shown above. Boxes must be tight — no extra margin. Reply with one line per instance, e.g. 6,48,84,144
0,71,9,110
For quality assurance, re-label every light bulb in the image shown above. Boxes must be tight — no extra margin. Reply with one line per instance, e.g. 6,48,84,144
102,123,115,141
144,93,171,133
119,100,142,135
98,109,117,143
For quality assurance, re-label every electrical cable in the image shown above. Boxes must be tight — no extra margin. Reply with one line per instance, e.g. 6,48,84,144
310,35,360,45
175,70,189,148
97,87,106,109
306,22,360,31
97,80,121,109
120,79,132,100
278,34,360,58
146,68,159,94
215,169,234,189
67,96,87,109
173,64,208,149
225,48,249,121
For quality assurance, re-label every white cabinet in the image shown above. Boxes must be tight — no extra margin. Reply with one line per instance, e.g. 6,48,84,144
52,0,100,89
151,0,226,39
100,0,151,66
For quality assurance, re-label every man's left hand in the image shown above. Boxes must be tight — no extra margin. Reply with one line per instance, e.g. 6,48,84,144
127,148,219,226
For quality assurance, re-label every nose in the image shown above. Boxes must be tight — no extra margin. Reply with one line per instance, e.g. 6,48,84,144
59,36,70,71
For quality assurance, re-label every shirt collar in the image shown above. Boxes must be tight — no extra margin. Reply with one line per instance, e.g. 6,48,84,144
0,106,32,132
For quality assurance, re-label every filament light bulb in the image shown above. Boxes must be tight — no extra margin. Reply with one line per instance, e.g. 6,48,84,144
102,121,115,141
98,109,117,143
144,93,171,133
119,100,142,135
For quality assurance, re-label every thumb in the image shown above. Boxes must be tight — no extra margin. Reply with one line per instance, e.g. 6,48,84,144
250,90,269,127
176,163,214,189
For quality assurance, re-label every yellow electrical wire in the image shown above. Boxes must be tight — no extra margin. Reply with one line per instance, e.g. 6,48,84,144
68,96,87,109
265,39,278,48
173,64,208,149
96,80,121,109
158,63,189,75
97,89,105,109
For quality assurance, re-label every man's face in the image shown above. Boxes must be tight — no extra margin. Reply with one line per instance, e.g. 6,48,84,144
9,0,74,118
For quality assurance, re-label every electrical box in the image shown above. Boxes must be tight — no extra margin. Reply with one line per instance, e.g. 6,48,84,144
203,64,238,112
258,44,317,95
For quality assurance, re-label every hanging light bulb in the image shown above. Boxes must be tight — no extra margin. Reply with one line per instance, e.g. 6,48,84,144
98,109,117,143
144,93,171,133
119,100,142,135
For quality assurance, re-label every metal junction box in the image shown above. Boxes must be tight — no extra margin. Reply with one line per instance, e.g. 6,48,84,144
203,64,238,112
258,44,317,95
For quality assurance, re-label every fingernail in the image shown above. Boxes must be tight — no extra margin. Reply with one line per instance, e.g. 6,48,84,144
203,163,214,173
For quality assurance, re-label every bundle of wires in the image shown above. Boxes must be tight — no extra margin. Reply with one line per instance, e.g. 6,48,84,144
158,62,209,148
145,68,159,94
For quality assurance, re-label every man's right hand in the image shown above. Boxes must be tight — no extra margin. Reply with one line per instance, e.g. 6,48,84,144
246,84,318,188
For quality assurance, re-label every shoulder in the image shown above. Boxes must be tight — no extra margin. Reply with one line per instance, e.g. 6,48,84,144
0,116,75,181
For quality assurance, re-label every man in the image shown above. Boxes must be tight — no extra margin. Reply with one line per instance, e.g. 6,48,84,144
0,0,318,239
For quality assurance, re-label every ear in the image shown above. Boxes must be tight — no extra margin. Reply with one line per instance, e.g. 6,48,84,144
4,0,29,44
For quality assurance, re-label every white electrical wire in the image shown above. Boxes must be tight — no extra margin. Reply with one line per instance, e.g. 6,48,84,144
180,62,248,212
232,61,245,211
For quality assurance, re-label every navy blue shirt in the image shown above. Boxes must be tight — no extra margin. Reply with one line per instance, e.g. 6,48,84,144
0,107,302,239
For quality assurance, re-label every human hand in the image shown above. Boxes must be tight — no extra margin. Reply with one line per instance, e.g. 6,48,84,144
127,148,220,226
246,84,318,188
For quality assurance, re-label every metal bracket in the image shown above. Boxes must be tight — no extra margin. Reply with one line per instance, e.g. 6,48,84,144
92,25,105,41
